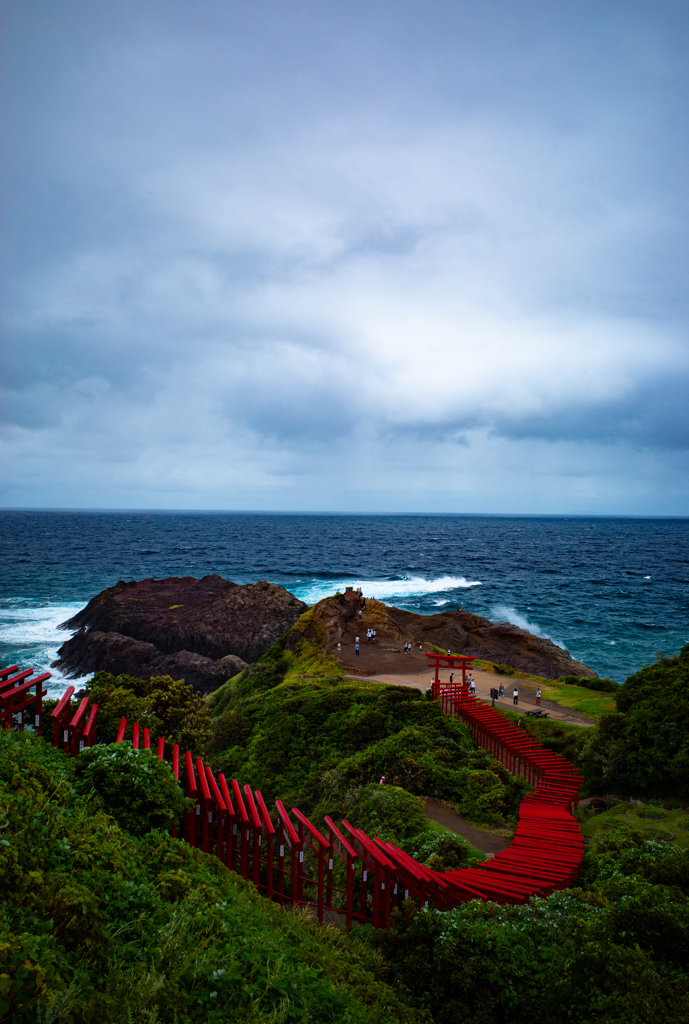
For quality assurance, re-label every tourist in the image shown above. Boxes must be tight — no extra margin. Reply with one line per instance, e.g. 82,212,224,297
536,689,541,705
449,672,453,685
498,684,504,698
355,642,360,656
469,679,476,695
513,688,519,705
379,775,386,785
359,609,362,619
337,642,341,652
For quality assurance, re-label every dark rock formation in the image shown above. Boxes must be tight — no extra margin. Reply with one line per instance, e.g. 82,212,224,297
288,592,596,680
55,631,247,692
53,575,307,692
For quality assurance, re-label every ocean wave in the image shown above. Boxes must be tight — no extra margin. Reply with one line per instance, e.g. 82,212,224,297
293,575,482,606
0,601,88,697
490,604,566,650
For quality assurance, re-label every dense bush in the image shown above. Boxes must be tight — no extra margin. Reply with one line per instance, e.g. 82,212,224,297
84,671,212,756
579,644,689,801
0,729,422,1024
73,741,187,836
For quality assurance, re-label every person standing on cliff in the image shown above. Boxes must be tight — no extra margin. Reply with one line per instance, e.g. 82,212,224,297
513,688,519,705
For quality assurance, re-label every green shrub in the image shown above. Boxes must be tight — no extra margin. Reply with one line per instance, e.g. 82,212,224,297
72,741,187,836
559,674,619,693
337,783,429,842
579,644,689,801
405,830,475,871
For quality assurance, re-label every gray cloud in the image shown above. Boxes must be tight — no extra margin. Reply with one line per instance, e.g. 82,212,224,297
1,0,688,512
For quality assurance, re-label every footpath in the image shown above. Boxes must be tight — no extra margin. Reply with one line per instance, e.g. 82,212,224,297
344,662,595,727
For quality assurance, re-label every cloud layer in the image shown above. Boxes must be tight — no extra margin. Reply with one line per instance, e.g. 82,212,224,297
2,0,688,512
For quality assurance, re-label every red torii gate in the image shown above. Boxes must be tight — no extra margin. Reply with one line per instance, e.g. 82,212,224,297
425,652,475,701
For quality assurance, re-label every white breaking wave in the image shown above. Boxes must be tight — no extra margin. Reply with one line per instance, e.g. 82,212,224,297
0,601,88,697
294,575,481,606
490,604,566,650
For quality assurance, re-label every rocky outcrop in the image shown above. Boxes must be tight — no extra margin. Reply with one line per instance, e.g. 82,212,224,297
286,591,596,680
53,575,307,692
54,631,247,692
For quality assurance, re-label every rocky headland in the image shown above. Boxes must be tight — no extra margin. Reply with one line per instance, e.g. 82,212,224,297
54,576,596,691
53,575,308,692
287,589,597,679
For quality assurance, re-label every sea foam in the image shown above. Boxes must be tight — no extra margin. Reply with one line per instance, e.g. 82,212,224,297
293,575,482,606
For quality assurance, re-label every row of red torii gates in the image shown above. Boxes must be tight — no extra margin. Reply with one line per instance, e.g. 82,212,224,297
2,657,583,930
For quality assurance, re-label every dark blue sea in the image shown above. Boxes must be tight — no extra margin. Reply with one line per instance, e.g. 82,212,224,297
1,511,687,698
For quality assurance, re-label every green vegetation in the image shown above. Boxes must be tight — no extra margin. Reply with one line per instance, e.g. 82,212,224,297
44,672,213,759
73,741,188,836
578,800,689,852
7,627,689,1022
363,833,689,1024
558,674,619,693
208,643,528,831
580,644,689,801
0,729,421,1024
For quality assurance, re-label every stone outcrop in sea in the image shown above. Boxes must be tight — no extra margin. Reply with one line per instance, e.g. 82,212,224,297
287,590,597,679
53,575,308,692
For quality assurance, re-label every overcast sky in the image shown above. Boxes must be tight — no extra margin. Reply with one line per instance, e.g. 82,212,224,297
1,0,688,513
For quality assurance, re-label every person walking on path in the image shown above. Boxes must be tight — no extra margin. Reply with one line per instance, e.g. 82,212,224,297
469,678,476,695
513,688,519,705
536,689,541,705
355,642,360,656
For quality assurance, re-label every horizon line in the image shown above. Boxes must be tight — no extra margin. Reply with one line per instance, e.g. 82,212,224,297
0,507,688,520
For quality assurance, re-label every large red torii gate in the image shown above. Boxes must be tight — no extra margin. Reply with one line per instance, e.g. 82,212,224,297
425,652,475,701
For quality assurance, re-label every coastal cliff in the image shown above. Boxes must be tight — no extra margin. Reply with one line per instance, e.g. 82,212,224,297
53,575,308,692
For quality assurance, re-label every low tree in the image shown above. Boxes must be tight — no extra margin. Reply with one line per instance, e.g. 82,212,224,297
580,643,689,801
84,672,212,758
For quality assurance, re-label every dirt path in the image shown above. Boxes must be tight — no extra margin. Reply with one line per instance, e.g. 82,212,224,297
421,797,511,855
344,665,594,727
